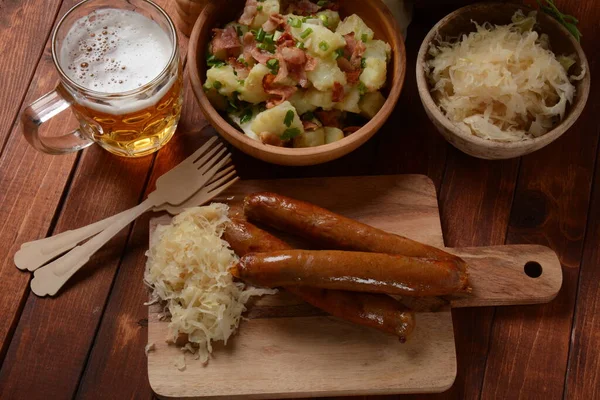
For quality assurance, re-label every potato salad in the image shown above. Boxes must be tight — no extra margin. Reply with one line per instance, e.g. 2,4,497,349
204,0,391,148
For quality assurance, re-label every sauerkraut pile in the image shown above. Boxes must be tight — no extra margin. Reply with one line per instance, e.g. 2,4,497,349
204,0,392,148
144,204,275,364
426,10,585,141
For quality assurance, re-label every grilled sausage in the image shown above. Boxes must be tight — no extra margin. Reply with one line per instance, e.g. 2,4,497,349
232,250,470,297
223,219,416,341
243,192,467,268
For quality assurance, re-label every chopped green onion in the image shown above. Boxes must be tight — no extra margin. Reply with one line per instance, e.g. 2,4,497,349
240,109,253,124
296,41,305,49
358,82,367,95
265,33,275,44
267,58,280,74
236,26,244,36
361,57,367,69
257,43,269,50
284,110,295,127
334,48,345,59
300,28,313,39
206,54,226,67
319,14,329,26
289,18,302,28
319,41,329,51
256,28,266,42
281,128,301,140
212,81,223,90
238,79,245,85
361,33,368,43
317,0,329,6
257,5,263,11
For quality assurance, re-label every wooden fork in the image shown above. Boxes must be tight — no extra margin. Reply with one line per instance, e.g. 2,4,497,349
29,138,234,297
15,162,238,272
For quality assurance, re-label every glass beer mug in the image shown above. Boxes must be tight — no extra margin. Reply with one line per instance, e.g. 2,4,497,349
22,0,183,157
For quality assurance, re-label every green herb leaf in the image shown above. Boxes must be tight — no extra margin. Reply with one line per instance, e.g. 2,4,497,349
240,109,253,125
537,0,582,41
284,110,295,127
281,128,301,140
317,0,329,6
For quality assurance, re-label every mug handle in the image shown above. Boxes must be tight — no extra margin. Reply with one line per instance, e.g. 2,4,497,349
21,85,94,154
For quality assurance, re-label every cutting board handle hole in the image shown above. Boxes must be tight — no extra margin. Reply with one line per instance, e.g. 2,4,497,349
524,261,543,278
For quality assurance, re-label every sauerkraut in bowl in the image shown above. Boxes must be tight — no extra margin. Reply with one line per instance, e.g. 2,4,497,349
203,0,393,148
424,9,586,143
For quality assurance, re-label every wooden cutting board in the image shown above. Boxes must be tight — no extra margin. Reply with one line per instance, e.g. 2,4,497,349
147,175,562,399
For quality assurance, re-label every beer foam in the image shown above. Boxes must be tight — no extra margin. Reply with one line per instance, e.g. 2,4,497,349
60,9,172,94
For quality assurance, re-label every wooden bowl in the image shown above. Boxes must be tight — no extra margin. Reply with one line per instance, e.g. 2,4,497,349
189,0,406,166
416,3,590,160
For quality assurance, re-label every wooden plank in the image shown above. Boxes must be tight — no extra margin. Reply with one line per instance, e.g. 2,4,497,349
0,0,87,362
0,0,63,151
565,145,600,400
370,7,451,190
479,0,600,396
0,1,177,399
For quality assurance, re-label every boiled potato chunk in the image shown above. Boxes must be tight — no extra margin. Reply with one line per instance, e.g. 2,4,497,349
304,88,334,110
360,58,387,92
239,64,270,103
364,40,391,61
250,101,304,138
336,14,374,41
293,128,325,148
316,10,341,30
324,127,344,144
334,86,361,113
307,58,347,91
289,91,317,115
248,0,280,28
359,91,386,118
206,65,242,98
291,23,346,58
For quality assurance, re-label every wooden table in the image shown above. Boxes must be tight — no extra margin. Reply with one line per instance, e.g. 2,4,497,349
0,1,598,399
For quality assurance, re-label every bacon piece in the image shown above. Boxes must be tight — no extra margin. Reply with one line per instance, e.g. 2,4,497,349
332,82,345,103
302,120,320,131
276,31,296,47
287,0,321,15
343,126,362,134
211,26,242,58
228,57,250,79
305,54,318,71
263,74,298,108
239,0,258,25
281,47,306,65
263,13,287,32
260,132,285,147
315,110,343,129
346,69,362,85
273,53,289,84
344,33,366,68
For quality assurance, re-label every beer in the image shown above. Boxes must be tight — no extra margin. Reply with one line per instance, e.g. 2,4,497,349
58,8,182,157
